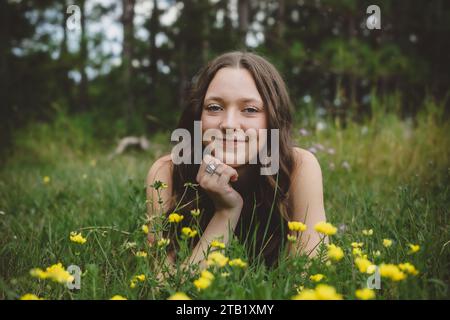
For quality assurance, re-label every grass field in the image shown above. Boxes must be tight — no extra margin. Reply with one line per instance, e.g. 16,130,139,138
1,99,449,300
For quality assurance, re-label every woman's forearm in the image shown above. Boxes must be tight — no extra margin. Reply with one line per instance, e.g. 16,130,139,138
182,208,242,270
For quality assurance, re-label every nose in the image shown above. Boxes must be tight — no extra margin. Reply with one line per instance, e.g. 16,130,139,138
219,108,240,131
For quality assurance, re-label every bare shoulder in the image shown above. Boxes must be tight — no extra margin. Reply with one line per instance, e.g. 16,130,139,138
292,147,322,176
146,154,173,186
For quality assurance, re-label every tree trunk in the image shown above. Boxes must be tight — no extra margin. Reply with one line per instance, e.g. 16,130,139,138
79,0,89,111
237,0,249,48
121,0,136,124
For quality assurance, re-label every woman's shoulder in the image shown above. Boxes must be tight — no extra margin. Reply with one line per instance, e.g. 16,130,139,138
146,154,173,186
291,146,322,174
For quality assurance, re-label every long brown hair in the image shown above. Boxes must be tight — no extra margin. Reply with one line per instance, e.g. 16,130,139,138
164,51,295,268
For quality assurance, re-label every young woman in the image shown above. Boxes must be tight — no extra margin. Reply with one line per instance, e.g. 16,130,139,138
146,51,327,272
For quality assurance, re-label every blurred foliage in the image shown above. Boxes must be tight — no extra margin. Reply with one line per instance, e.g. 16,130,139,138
1,0,449,154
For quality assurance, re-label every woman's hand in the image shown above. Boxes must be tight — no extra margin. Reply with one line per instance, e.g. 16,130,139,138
196,154,243,215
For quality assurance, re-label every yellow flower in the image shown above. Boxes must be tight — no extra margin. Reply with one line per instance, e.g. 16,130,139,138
383,239,393,248
157,238,170,247
220,272,230,278
200,270,215,281
228,258,247,268
292,289,317,300
20,294,43,300
207,251,229,267
190,209,200,217
327,244,344,262
69,232,87,244
30,263,74,284
351,242,364,248
135,274,146,282
141,224,149,234
355,288,375,300
193,277,212,291
310,274,325,282
352,247,363,257
210,240,225,249
135,251,147,258
362,229,373,236
110,295,127,300
314,221,337,236
380,264,406,281
292,285,343,300
43,176,51,184
287,234,297,242
398,262,419,276
355,257,376,274
168,292,191,300
373,250,381,257
314,284,343,300
181,227,198,238
168,213,184,223
130,274,146,288
288,221,307,232
408,244,420,254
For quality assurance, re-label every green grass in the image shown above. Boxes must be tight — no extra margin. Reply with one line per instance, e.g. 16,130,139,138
0,101,449,300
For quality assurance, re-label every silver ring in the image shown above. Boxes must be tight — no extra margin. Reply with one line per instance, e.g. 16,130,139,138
205,161,218,175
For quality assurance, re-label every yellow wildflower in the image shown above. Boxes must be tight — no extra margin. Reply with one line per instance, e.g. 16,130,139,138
287,234,297,242
193,277,212,291
314,221,337,236
327,244,344,262
157,238,170,247
221,272,230,278
355,288,375,300
352,247,363,257
210,240,226,249
351,242,364,248
190,209,200,217
168,213,184,223
362,229,373,236
30,263,74,284
207,251,229,267
292,289,317,300
373,250,381,257
200,270,215,281
110,295,127,300
288,221,307,232
181,227,198,238
408,244,420,254
292,285,342,300
135,274,146,282
383,239,393,248
20,294,43,300
398,262,419,276
315,284,343,300
43,176,51,184
355,257,376,274
130,274,146,288
135,251,147,258
228,258,247,268
168,292,191,300
69,232,87,244
141,224,149,234
310,274,325,282
380,264,406,281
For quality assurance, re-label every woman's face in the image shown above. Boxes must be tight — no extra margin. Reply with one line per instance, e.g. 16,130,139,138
201,67,268,167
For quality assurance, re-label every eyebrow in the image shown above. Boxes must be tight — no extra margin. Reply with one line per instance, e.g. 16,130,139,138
204,96,263,105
